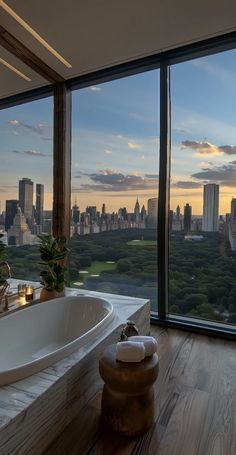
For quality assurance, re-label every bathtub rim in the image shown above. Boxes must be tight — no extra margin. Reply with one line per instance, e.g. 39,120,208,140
0,295,114,385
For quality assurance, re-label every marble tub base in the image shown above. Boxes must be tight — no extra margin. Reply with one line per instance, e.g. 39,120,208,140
0,292,150,455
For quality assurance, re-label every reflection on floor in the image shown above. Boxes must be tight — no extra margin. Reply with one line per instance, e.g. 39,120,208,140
44,326,236,455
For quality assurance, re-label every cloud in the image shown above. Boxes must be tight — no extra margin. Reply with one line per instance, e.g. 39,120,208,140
41,137,53,141
87,86,101,91
173,126,189,134
0,185,17,193
128,142,141,150
181,140,236,156
192,161,236,187
8,119,52,140
9,120,20,126
172,181,202,189
73,169,158,193
104,149,113,154
173,106,236,144
128,112,148,122
181,140,220,155
218,145,236,155
11,149,46,157
145,174,158,179
192,58,236,85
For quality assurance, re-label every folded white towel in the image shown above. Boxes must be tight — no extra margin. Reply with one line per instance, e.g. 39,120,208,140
129,336,157,357
116,341,145,363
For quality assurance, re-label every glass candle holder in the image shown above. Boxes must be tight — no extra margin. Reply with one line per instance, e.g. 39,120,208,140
25,285,34,301
18,284,26,297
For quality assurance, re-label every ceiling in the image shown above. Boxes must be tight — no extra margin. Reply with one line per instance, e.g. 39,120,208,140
1,0,236,99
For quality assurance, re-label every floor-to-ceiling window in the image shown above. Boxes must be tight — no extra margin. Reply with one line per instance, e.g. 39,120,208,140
1,33,236,335
0,97,53,284
169,49,236,325
70,70,159,312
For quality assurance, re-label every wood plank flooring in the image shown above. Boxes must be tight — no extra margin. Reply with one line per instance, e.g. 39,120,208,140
44,327,236,455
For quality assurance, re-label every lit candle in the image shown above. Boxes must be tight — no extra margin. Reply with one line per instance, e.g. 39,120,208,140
18,284,26,297
18,284,26,305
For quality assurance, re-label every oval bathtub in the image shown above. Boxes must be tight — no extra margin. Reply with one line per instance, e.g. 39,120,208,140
0,295,114,386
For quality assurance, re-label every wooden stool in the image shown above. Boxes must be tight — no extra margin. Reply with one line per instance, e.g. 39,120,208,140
99,344,159,437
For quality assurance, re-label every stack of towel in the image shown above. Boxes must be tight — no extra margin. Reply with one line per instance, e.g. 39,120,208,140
116,336,158,362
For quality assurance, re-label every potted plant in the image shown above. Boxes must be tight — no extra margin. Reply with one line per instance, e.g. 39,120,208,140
38,234,69,302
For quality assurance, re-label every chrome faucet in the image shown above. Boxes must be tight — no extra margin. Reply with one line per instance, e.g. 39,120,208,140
0,261,11,311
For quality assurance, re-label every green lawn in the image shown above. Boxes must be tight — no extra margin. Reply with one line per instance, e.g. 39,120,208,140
127,240,157,247
82,261,116,276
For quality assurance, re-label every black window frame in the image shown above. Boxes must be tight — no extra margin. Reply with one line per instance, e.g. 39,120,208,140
1,30,236,339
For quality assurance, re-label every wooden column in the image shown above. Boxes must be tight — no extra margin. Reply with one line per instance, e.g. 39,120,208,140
53,83,71,239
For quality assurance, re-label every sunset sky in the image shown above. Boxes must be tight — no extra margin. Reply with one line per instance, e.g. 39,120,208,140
1,48,236,215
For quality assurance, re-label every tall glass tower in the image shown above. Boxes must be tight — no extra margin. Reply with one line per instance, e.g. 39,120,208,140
19,178,33,221
202,184,219,232
35,183,44,230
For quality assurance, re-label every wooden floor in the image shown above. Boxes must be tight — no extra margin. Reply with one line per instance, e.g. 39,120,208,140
44,327,236,455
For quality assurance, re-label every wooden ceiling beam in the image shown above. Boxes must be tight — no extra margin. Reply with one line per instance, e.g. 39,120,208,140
0,25,65,84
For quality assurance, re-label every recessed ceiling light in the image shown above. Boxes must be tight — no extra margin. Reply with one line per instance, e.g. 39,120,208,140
0,57,31,81
0,0,72,69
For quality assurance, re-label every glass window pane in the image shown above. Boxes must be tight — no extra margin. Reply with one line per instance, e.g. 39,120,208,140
0,97,53,284
70,71,159,313
170,50,236,325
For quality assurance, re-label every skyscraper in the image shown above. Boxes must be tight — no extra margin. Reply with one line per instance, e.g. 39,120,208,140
169,210,173,231
134,198,140,223
184,203,192,234
7,207,32,246
147,197,158,228
5,200,19,231
202,184,219,232
86,206,97,222
35,183,44,230
228,198,236,250
72,203,80,223
19,178,33,222
176,205,181,220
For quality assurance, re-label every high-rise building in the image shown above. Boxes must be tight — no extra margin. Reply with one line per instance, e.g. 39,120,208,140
229,198,236,250
169,210,173,231
141,205,146,222
176,205,181,220
147,198,158,216
35,184,44,230
86,206,97,222
72,203,80,224
202,184,219,232
7,207,33,246
102,203,106,215
134,198,140,223
147,197,158,228
5,200,19,231
19,178,33,222
184,203,192,234
118,207,127,220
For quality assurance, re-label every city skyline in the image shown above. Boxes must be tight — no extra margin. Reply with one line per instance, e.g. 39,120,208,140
1,50,236,213
2,177,236,218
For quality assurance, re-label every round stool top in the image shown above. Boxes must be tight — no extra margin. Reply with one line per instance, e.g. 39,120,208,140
99,344,159,393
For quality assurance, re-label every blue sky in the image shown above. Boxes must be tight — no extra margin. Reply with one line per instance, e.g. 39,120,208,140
1,48,236,214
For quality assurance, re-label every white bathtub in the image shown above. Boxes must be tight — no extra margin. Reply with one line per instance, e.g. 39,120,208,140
0,295,114,386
